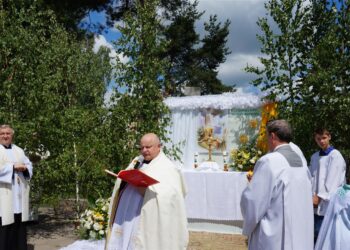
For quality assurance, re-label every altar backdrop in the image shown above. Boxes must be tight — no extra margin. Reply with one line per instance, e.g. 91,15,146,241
164,93,263,169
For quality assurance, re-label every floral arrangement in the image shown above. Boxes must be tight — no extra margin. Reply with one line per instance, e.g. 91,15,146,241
229,102,278,172
230,118,264,172
230,143,263,172
78,197,110,240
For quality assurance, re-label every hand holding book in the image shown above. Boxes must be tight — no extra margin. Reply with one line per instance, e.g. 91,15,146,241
105,169,159,187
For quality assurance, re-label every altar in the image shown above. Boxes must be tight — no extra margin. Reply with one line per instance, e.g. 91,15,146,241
163,93,263,233
164,93,263,169
182,169,248,233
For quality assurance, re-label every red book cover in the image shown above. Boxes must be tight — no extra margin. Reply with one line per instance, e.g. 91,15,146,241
105,169,159,187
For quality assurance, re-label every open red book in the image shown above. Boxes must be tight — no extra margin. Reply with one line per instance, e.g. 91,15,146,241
105,169,159,187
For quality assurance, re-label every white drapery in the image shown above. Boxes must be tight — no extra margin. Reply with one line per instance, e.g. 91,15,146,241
164,93,263,169
166,109,201,169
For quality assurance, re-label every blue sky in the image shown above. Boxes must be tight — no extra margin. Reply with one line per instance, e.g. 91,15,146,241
85,0,269,94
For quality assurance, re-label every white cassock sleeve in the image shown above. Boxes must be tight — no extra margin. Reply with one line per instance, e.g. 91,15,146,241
0,162,14,184
318,152,345,201
240,156,275,236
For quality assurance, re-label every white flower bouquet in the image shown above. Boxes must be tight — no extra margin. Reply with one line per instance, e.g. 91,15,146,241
78,197,111,240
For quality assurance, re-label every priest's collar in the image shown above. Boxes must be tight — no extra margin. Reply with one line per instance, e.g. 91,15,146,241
1,144,12,149
319,146,334,156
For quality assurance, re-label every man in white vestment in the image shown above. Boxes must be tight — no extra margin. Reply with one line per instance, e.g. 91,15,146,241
105,133,188,250
0,125,33,250
240,119,314,250
309,128,346,242
314,176,350,250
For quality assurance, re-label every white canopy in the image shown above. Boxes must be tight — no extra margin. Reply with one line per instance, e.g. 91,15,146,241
164,93,263,110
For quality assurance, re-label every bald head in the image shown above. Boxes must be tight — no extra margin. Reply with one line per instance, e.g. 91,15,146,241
140,133,161,161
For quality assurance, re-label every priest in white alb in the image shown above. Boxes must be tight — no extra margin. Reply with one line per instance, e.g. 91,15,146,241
105,133,188,250
314,174,350,250
240,119,314,250
0,124,33,250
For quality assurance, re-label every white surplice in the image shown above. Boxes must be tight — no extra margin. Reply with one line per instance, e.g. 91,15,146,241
105,151,188,250
107,184,143,250
241,144,314,250
310,149,346,215
315,185,350,250
0,144,33,226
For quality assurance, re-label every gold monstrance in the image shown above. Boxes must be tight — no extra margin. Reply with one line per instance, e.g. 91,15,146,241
198,127,220,162
207,136,214,161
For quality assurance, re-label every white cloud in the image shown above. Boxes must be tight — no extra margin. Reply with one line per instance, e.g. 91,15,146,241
93,35,128,65
110,20,124,33
93,34,113,52
218,53,262,92
104,88,113,106
191,0,267,91
92,1,268,94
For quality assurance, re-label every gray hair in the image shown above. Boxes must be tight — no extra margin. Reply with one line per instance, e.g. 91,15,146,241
0,124,15,135
266,119,292,143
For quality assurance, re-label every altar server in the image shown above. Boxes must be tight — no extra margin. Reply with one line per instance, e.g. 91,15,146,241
241,119,314,250
0,125,33,250
105,133,188,250
314,179,350,250
309,128,346,241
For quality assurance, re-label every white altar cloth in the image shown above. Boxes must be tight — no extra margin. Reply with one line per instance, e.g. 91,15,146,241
182,170,248,221
197,161,221,171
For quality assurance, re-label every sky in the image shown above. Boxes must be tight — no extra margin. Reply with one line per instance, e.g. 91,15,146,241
90,0,268,94
193,0,266,93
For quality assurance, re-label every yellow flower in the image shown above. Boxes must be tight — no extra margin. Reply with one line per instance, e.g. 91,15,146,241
247,170,253,180
249,119,258,129
239,134,249,144
257,102,278,153
230,149,238,158
93,212,104,221
242,151,250,159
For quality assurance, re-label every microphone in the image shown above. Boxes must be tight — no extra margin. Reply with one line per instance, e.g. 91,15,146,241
134,155,144,169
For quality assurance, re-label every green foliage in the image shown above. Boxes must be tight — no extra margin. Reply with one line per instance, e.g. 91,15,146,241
106,0,171,170
107,0,234,95
26,0,235,95
191,15,233,95
162,1,234,95
296,0,350,159
245,0,310,122
0,1,112,210
247,0,350,161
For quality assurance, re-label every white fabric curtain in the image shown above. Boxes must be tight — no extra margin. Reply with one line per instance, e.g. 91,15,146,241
165,109,200,169
165,108,261,169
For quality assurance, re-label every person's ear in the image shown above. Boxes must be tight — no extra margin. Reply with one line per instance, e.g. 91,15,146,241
270,132,275,140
